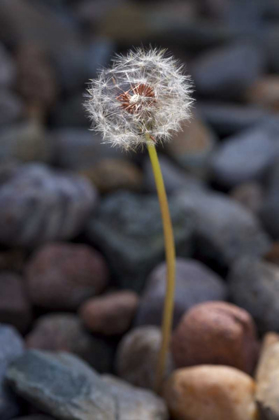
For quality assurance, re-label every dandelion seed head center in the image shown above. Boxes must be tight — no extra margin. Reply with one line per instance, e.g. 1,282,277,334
116,83,157,114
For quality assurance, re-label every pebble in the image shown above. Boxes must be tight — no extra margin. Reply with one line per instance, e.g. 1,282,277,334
81,159,143,194
26,313,113,372
86,191,195,292
135,258,227,328
245,76,279,111
209,119,279,187
0,324,24,420
264,242,279,266
260,157,279,239
191,42,265,98
0,43,16,87
163,365,257,420
0,90,24,126
0,272,32,333
6,350,167,420
26,243,109,310
228,257,279,333
116,326,173,390
80,291,139,336
230,182,263,214
176,188,270,270
171,301,259,374
0,164,97,247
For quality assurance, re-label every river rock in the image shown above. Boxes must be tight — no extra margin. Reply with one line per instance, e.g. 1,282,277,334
230,182,263,214
0,90,24,126
26,243,108,310
0,164,97,247
163,365,257,420
171,301,259,374
245,76,279,111
135,258,227,328
86,191,195,292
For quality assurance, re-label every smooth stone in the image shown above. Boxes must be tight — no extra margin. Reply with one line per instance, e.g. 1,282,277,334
6,350,167,420
230,182,263,214
163,365,257,420
209,119,279,188
0,43,16,87
0,164,97,247
171,301,259,374
26,243,109,310
0,324,24,420
264,242,279,266
26,313,113,372
191,42,265,99
116,326,173,390
0,90,24,126
228,257,279,333
135,258,227,328
80,291,139,336
81,159,143,194
143,155,204,194
86,191,195,292
176,188,270,270
245,76,279,111
260,158,279,239
0,272,32,333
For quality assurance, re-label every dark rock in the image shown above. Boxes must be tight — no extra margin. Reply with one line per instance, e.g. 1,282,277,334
228,257,279,333
0,324,24,420
13,416,55,420
191,42,265,99
51,93,89,127
0,249,25,272
209,120,279,188
263,24,279,73
135,258,227,328
0,43,16,88
26,313,113,372
177,188,270,270
0,90,24,126
0,272,32,333
86,191,195,292
0,164,97,247
230,182,263,214
26,243,108,310
260,158,279,239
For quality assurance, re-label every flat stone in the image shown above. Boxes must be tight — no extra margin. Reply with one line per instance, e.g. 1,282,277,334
86,191,195,292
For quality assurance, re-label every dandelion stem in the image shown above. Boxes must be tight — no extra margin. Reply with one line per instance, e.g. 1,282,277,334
146,135,176,393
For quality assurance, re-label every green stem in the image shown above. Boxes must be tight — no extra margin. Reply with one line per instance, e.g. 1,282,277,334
146,135,176,393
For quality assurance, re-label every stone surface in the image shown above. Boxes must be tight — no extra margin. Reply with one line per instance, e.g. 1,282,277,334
0,272,32,333
86,191,195,292
230,182,263,214
245,76,279,111
13,416,55,420
0,164,97,247
0,43,16,87
80,291,139,336
228,257,279,333
260,157,279,239
0,90,24,126
116,326,173,390
0,249,25,272
264,242,279,266
6,350,167,420
177,188,270,270
135,258,227,328
163,365,257,420
191,42,265,98
171,301,259,374
26,243,109,310
81,159,143,194
0,324,24,420
209,120,279,188
26,313,113,372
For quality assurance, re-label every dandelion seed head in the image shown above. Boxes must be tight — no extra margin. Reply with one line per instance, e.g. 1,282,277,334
84,47,193,150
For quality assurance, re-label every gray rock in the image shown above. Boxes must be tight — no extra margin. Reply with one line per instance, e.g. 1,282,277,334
209,120,279,187
177,188,270,270
51,94,89,128
191,42,265,98
135,258,227,328
263,24,279,73
260,158,279,239
228,257,279,333
0,164,97,247
0,44,16,87
0,90,24,126
0,324,24,420
230,182,263,215
6,350,167,420
86,191,195,292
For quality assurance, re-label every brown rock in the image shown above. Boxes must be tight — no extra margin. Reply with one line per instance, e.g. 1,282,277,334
171,301,259,374
116,326,173,390
0,271,32,333
80,291,139,336
81,158,142,194
264,242,279,266
230,182,263,214
163,365,258,420
245,76,279,111
26,243,109,310
0,249,25,271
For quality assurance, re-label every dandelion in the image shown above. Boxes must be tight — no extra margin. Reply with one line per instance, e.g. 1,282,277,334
85,47,193,392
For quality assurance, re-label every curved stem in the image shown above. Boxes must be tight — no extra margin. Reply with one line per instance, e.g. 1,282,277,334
146,135,176,393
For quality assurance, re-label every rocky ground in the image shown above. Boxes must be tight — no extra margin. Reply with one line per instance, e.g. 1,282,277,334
1,0,279,419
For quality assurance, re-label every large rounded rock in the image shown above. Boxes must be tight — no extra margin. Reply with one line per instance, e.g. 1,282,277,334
26,243,109,310
135,258,227,328
171,301,259,374
0,164,97,247
228,257,279,333
163,365,257,420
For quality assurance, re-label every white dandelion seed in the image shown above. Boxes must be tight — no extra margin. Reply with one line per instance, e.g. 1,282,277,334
84,47,193,150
